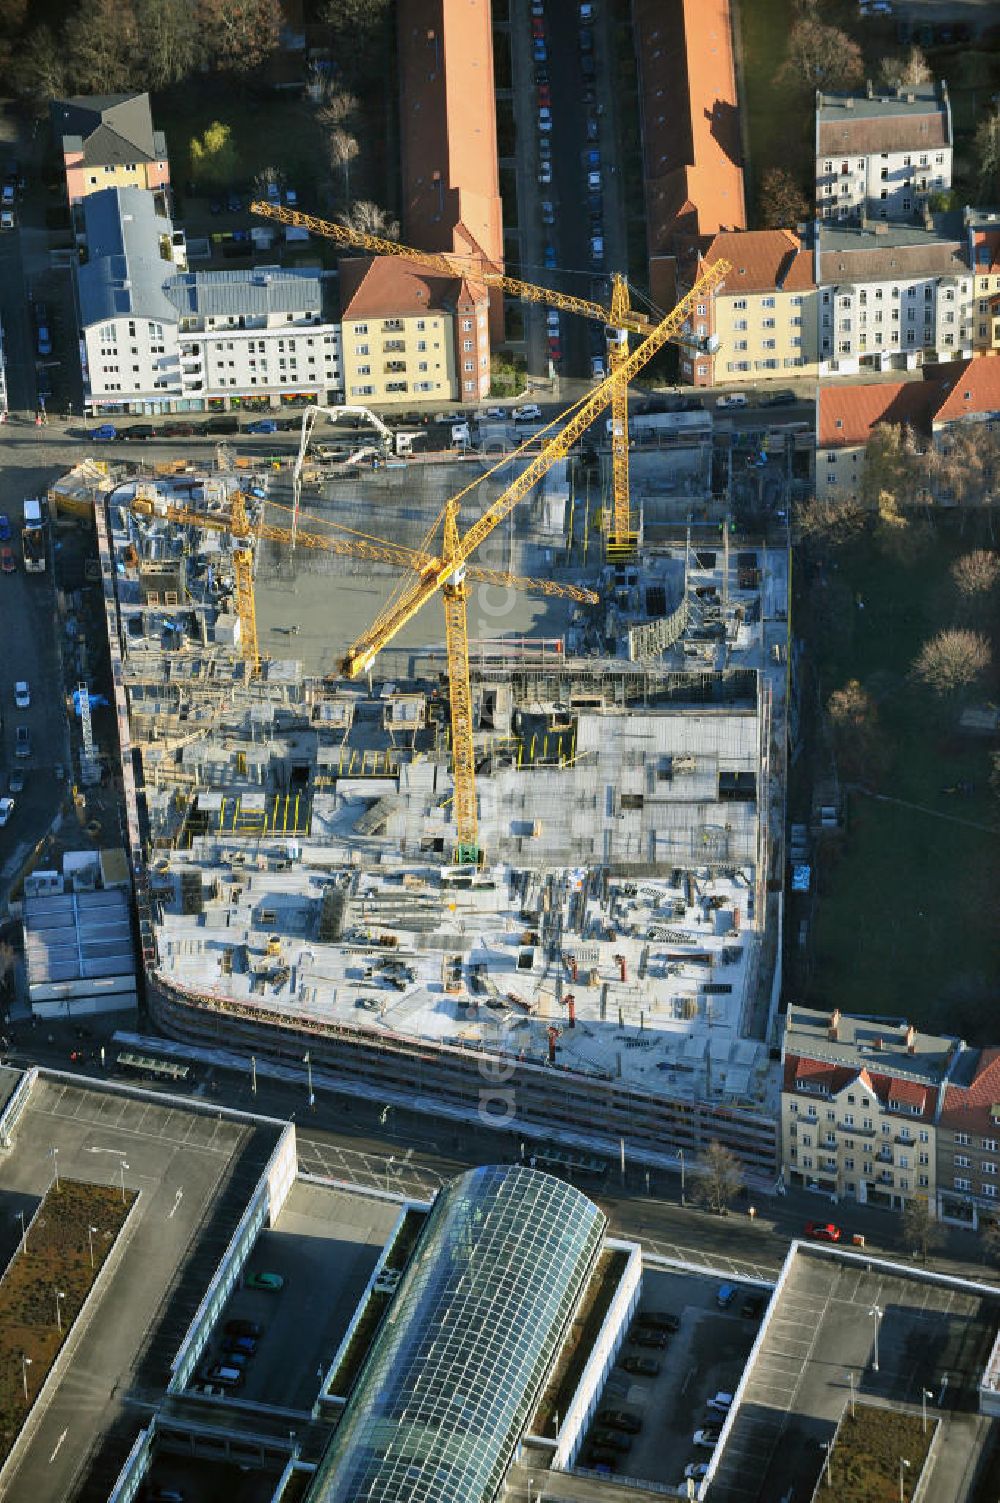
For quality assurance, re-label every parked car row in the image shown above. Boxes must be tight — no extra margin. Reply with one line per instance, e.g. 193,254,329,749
86,415,293,443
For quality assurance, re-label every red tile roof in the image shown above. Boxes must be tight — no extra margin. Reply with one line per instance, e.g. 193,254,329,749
634,0,745,254
972,230,1000,275
339,255,487,321
940,1049,1000,1134
930,356,1000,425
397,0,503,270
784,1055,937,1120
817,380,939,448
700,229,814,295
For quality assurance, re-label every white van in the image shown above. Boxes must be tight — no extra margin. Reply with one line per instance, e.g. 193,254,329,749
716,392,748,409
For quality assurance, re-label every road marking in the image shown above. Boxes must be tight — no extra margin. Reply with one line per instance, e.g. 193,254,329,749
168,1189,184,1219
86,1145,129,1155
49,1429,67,1464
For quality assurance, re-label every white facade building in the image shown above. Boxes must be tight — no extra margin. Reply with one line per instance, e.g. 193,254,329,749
77,187,342,415
816,81,953,224
816,220,973,376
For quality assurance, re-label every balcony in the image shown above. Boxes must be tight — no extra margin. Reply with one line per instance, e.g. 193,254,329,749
382,319,404,333
875,1149,894,1164
383,340,406,353
384,361,407,375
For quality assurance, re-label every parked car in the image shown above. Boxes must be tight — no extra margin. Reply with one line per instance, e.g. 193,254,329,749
706,1391,734,1414
591,356,605,379
597,1409,641,1434
205,416,239,434
162,421,196,437
204,1364,243,1387
1,181,13,207
545,311,560,332
581,53,595,78
640,1310,681,1333
533,38,547,62
591,1428,631,1452
14,681,29,709
590,235,604,263
685,1462,710,1481
226,193,242,213
716,393,747,408
15,725,30,758
244,1271,284,1292
805,1221,842,1242
0,514,10,541
543,244,557,269
579,26,593,51
538,135,553,160
622,1354,660,1377
513,404,542,422
223,1319,262,1338
285,188,298,207
741,1295,767,1319
586,115,599,142
631,1328,668,1349
34,302,52,357
538,161,552,186
0,797,13,826
587,171,601,191
693,1426,722,1449
537,84,551,108
1,545,15,573
246,418,278,434
531,15,545,38
760,389,796,407
717,1283,738,1308
1,209,17,231
547,338,561,362
540,199,555,225
89,424,118,441
538,107,552,134
120,424,155,441
189,1382,226,1398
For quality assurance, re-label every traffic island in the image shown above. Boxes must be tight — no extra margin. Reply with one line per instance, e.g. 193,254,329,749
0,1178,137,1465
812,1403,937,1503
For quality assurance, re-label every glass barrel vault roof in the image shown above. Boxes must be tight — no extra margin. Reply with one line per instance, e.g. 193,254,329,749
305,1164,606,1503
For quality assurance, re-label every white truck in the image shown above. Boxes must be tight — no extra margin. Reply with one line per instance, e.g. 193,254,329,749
22,497,45,573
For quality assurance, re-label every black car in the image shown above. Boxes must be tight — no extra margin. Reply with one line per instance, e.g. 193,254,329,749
741,1295,767,1319
223,1318,262,1339
119,424,155,441
205,416,239,434
760,390,796,408
638,1310,681,1333
162,420,196,437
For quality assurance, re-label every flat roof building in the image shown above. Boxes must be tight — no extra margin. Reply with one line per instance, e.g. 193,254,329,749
815,80,952,224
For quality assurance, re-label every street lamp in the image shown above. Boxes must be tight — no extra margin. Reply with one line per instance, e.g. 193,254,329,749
50,1146,59,1192
899,1457,911,1503
21,1354,31,1403
14,1209,27,1256
380,1105,392,1135
821,1441,833,1487
845,1370,856,1418
250,1054,257,1096
54,1289,66,1333
922,1388,933,1434
304,1052,314,1108
119,1160,130,1204
87,1224,98,1271
679,1148,686,1205
869,1304,883,1373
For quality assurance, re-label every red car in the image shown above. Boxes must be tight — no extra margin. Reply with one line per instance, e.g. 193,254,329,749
1,545,15,573
537,84,551,107
547,338,561,362
805,1221,842,1242
531,15,545,37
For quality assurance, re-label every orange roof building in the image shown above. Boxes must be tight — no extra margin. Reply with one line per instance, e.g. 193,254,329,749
636,0,745,311
339,255,490,407
398,0,504,344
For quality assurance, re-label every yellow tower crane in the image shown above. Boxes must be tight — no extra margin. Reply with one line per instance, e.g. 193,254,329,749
249,201,717,558
336,257,730,864
127,491,597,680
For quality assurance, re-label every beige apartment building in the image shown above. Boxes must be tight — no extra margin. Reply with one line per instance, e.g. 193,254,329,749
339,256,490,408
677,229,819,387
780,1006,961,1214
968,212,1000,357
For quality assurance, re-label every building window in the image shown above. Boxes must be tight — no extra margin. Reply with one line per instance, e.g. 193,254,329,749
985,1162,997,1175
844,1158,854,1171
955,1132,971,1145
919,1130,929,1143
955,1155,971,1168
919,1174,929,1188
985,1184,998,1199
955,1177,972,1192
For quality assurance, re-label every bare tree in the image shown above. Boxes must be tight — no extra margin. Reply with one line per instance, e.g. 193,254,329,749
253,164,285,200
860,423,918,508
337,198,398,241
64,0,138,93
780,19,864,90
951,550,1000,601
901,1196,940,1262
975,108,1000,199
197,0,281,75
880,45,932,89
692,1141,744,1216
14,24,65,100
795,491,867,551
317,84,359,129
134,0,198,89
874,489,932,566
913,629,991,696
328,128,360,200
756,167,810,230
828,679,889,785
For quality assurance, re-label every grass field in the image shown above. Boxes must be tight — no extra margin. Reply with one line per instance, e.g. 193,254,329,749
801,531,1000,1039
738,0,806,209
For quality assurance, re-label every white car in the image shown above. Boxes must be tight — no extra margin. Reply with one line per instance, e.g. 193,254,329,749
685,1463,710,1481
546,311,560,332
706,1390,734,1414
716,392,748,408
538,107,552,133
513,403,542,423
14,680,29,709
538,161,552,186
0,797,13,826
592,356,606,379
451,422,471,446
587,170,601,191
693,1427,722,1449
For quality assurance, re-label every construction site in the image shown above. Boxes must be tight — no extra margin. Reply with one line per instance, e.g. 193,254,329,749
70,271,791,1177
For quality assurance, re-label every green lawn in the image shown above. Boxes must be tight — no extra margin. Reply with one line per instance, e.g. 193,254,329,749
802,533,1000,1039
739,0,806,209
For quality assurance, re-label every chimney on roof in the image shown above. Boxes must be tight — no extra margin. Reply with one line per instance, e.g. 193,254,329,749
866,79,874,100
906,1025,917,1054
875,1035,884,1051
829,1009,841,1041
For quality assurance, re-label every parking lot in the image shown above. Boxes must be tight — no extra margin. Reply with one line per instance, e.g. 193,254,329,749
708,1247,1000,1503
575,1268,768,1493
191,1181,398,1413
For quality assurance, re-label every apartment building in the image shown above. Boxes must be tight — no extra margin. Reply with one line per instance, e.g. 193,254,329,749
398,0,503,345
339,256,489,407
816,220,973,376
967,210,1000,357
780,1006,965,1213
51,93,170,209
938,1050,1000,1228
816,355,1000,496
77,188,341,415
677,229,817,387
815,80,952,224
